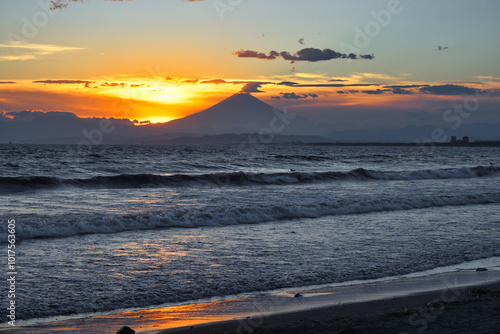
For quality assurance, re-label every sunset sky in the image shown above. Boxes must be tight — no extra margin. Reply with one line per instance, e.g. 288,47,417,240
1,0,499,127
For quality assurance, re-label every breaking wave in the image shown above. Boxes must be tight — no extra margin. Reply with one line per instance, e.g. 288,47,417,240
3,191,500,242
1,165,498,194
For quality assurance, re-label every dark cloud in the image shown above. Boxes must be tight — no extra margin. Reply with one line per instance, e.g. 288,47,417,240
0,81,16,84
231,80,272,85
336,84,484,96
449,81,484,85
419,84,481,96
133,119,152,125
272,92,319,100
179,76,385,93
194,77,380,91
200,79,227,84
362,89,387,95
130,84,148,88
277,81,300,86
293,48,347,61
381,84,424,95
5,110,78,121
275,82,379,91
101,82,127,87
391,88,414,95
165,76,177,81
233,48,374,62
233,50,279,60
197,78,272,92
295,83,378,88
360,54,375,60
3,110,135,132
32,79,96,88
336,90,360,94
5,110,41,120
339,88,412,95
240,82,266,93
33,80,93,85
384,84,430,89
283,48,367,62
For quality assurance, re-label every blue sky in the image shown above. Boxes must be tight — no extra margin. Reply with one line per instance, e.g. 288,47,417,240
0,0,499,126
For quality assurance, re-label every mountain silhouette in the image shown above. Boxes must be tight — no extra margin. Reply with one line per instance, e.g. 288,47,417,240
163,93,328,135
2,93,499,144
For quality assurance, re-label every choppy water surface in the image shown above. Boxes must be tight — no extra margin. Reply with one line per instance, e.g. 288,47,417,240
0,144,499,322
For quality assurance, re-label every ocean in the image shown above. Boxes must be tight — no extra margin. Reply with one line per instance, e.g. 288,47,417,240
1,144,499,325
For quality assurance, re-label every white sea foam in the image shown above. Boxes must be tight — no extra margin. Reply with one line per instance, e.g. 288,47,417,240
3,190,499,242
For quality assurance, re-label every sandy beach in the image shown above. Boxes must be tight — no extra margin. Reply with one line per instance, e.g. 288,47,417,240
163,271,500,334
167,282,500,334
2,268,499,334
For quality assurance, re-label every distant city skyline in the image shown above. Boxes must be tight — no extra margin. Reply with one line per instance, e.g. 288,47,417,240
1,0,499,129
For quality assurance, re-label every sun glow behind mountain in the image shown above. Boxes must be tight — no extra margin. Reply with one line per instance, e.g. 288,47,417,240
1,1,500,130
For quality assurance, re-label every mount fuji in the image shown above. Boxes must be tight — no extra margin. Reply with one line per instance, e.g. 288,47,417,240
162,93,330,136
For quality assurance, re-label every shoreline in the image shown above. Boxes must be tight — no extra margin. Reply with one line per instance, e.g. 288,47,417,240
168,280,500,334
2,268,499,334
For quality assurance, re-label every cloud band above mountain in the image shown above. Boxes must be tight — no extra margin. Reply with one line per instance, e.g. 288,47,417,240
272,92,319,100
233,48,374,62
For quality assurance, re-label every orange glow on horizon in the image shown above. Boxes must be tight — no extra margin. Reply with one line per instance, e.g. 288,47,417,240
134,116,176,125
2,77,499,123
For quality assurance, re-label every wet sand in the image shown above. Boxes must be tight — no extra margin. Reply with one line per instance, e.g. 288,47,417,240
166,281,500,334
2,269,499,334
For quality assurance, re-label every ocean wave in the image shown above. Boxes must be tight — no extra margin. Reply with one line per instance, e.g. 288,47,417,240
2,191,499,242
0,165,498,194
274,154,332,161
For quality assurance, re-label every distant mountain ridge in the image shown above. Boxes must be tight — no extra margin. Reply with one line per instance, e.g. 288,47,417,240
1,93,499,144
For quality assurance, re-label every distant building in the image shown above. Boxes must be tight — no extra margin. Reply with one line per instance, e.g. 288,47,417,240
450,135,470,143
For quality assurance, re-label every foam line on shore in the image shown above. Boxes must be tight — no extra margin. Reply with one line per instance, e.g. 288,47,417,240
2,265,500,334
